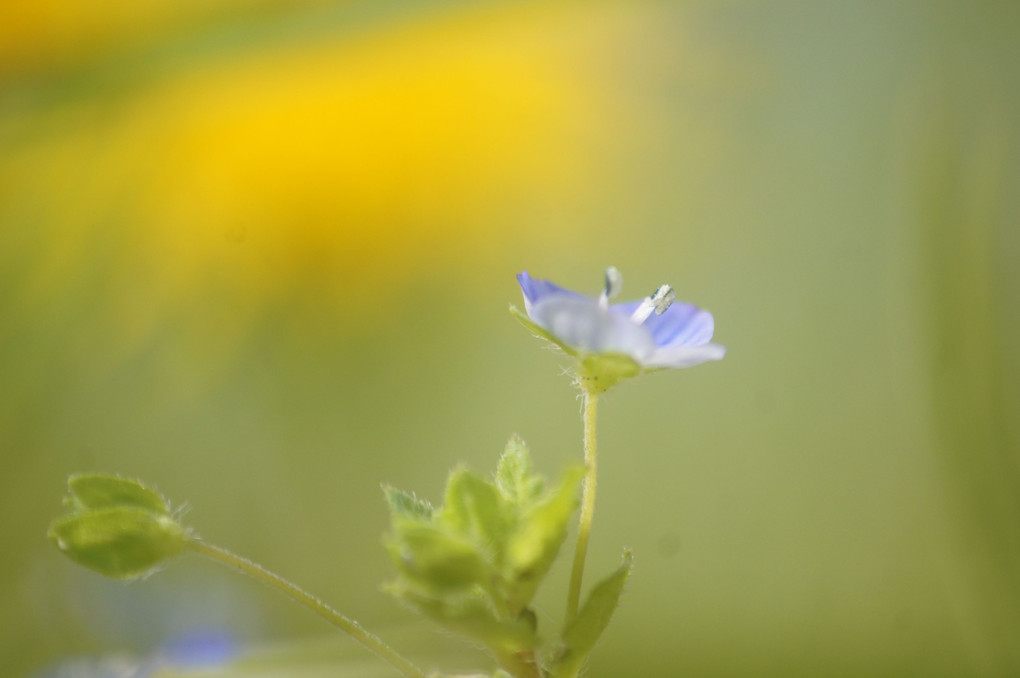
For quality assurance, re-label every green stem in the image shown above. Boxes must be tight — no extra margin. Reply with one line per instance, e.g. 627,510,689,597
188,539,428,678
565,388,598,624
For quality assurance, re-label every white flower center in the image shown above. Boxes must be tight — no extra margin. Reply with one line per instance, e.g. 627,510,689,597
630,284,676,324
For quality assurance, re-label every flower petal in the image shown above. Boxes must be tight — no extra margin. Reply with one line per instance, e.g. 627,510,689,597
531,296,655,359
517,271,582,312
610,301,715,347
161,629,238,667
510,303,579,356
643,343,726,368
649,306,715,347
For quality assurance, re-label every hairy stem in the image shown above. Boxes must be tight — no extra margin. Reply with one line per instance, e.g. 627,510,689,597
188,539,427,678
565,388,598,624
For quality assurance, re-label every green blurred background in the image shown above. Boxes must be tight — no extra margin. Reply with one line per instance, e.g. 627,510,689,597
2,1,1019,676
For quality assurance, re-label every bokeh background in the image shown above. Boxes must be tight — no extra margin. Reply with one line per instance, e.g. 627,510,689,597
3,1,1019,676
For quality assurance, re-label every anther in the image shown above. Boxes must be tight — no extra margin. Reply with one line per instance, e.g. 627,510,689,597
630,284,675,323
599,266,623,309
650,285,676,314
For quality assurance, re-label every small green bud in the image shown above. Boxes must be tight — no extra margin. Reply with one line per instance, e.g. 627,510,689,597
49,474,189,579
383,485,433,521
495,435,544,505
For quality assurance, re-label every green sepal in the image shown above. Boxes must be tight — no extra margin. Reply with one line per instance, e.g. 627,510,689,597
49,506,189,579
509,304,577,357
576,353,643,394
553,550,634,676
66,474,171,514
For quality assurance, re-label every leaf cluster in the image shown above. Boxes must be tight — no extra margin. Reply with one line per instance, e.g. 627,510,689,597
385,437,631,678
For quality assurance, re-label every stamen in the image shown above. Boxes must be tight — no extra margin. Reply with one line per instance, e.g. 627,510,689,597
650,285,676,314
630,284,675,323
599,266,623,309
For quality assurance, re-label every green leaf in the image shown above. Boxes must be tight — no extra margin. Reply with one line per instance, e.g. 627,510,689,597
66,474,170,514
507,466,583,572
440,468,513,555
383,485,433,521
495,435,543,505
387,522,490,593
505,465,583,610
48,506,189,579
388,583,536,654
555,550,634,676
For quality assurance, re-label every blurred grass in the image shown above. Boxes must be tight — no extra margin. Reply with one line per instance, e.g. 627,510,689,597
914,80,1020,668
3,1,1020,677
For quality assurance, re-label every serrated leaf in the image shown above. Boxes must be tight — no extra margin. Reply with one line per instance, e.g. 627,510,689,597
383,485,433,521
387,522,490,593
440,468,512,555
554,550,633,676
49,506,189,579
495,436,543,505
67,474,170,515
505,466,582,611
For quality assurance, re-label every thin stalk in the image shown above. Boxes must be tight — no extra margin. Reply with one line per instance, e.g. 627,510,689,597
565,388,598,624
188,539,427,678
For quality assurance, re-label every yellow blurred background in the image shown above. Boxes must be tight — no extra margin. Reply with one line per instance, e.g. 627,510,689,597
2,1,1019,676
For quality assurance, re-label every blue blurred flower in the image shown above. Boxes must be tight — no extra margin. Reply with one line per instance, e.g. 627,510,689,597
513,268,725,391
158,627,238,668
35,628,238,678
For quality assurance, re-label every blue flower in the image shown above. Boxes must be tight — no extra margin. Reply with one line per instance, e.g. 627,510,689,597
512,268,725,391
34,629,238,678
159,628,238,668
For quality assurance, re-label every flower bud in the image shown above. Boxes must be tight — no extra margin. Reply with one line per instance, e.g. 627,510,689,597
49,475,189,579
